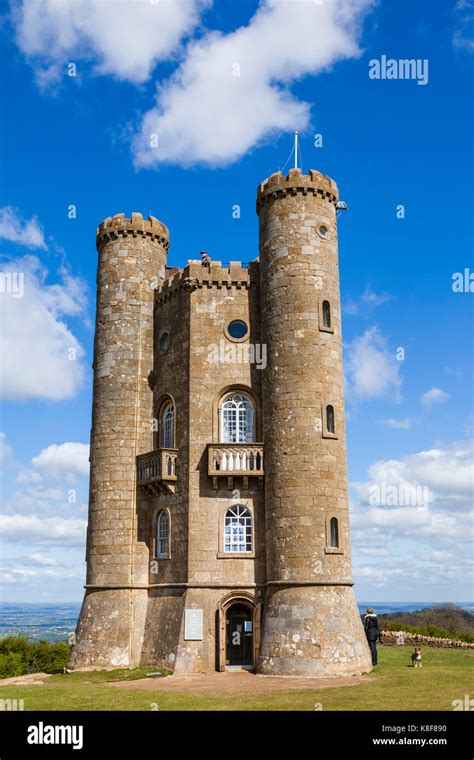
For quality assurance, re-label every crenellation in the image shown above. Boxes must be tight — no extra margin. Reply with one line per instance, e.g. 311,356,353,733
256,168,338,214
155,260,255,305
96,213,170,251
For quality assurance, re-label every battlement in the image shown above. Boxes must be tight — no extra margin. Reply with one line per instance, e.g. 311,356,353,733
96,212,169,251
155,259,257,304
256,168,338,213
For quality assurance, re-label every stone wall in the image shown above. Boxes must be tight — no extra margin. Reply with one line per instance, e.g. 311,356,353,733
381,630,474,649
139,259,266,673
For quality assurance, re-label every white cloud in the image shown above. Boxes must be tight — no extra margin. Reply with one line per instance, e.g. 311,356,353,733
0,432,12,465
0,572,16,584
12,0,210,86
16,469,43,484
132,0,374,167
361,285,392,308
0,436,88,597
354,566,404,585
32,442,90,481
343,285,392,315
422,550,454,561
29,552,58,566
453,0,474,52
2,483,70,518
0,563,81,588
443,366,464,379
13,1,375,168
351,439,474,583
382,418,411,429
354,440,474,509
0,255,87,400
342,300,360,316
421,387,450,407
354,505,432,530
351,442,474,595
0,206,46,249
0,514,87,545
353,552,473,594
357,546,392,557
345,327,402,400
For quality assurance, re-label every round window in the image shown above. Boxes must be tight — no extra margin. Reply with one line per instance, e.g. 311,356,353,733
318,225,328,238
159,330,170,354
226,319,249,341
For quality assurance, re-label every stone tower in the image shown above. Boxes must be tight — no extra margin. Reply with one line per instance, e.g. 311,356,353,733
257,168,370,675
70,213,169,668
70,169,371,677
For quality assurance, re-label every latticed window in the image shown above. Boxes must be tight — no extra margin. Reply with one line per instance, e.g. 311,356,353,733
224,505,252,553
330,517,339,548
157,511,169,557
221,394,254,443
161,402,175,448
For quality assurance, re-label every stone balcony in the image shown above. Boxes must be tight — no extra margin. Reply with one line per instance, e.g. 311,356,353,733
136,448,177,495
207,443,264,489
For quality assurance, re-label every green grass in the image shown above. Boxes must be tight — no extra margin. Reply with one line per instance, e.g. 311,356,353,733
0,648,472,711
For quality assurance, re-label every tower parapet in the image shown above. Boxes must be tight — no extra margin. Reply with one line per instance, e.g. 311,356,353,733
96,213,169,249
256,168,338,214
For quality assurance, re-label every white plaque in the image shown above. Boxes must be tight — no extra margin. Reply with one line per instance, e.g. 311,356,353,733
184,609,203,641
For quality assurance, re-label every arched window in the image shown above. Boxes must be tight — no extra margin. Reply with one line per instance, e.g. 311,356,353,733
322,300,331,329
220,393,254,443
161,402,175,448
326,405,335,434
330,517,339,548
156,511,169,558
224,505,252,553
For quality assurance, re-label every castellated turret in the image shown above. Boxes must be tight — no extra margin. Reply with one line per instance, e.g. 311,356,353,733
70,171,371,677
257,169,371,675
70,213,169,668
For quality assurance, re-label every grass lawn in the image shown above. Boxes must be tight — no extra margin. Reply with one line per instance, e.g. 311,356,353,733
0,647,472,711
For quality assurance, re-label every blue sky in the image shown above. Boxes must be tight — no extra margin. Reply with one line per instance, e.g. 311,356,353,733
0,0,473,603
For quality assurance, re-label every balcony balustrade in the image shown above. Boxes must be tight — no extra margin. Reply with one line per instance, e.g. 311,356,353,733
207,443,264,489
136,448,177,494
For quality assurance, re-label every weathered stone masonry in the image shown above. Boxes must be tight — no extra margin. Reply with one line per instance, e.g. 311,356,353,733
70,169,372,676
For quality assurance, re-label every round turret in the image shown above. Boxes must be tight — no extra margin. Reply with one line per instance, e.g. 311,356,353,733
70,212,169,669
257,169,371,677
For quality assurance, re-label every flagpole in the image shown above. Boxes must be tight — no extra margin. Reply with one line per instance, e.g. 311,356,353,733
294,131,298,169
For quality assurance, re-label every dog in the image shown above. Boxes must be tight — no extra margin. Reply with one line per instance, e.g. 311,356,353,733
411,648,422,668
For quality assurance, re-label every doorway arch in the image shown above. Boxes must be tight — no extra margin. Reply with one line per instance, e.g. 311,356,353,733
216,593,261,672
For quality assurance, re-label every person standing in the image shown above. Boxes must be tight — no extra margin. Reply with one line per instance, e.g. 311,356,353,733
364,607,382,666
